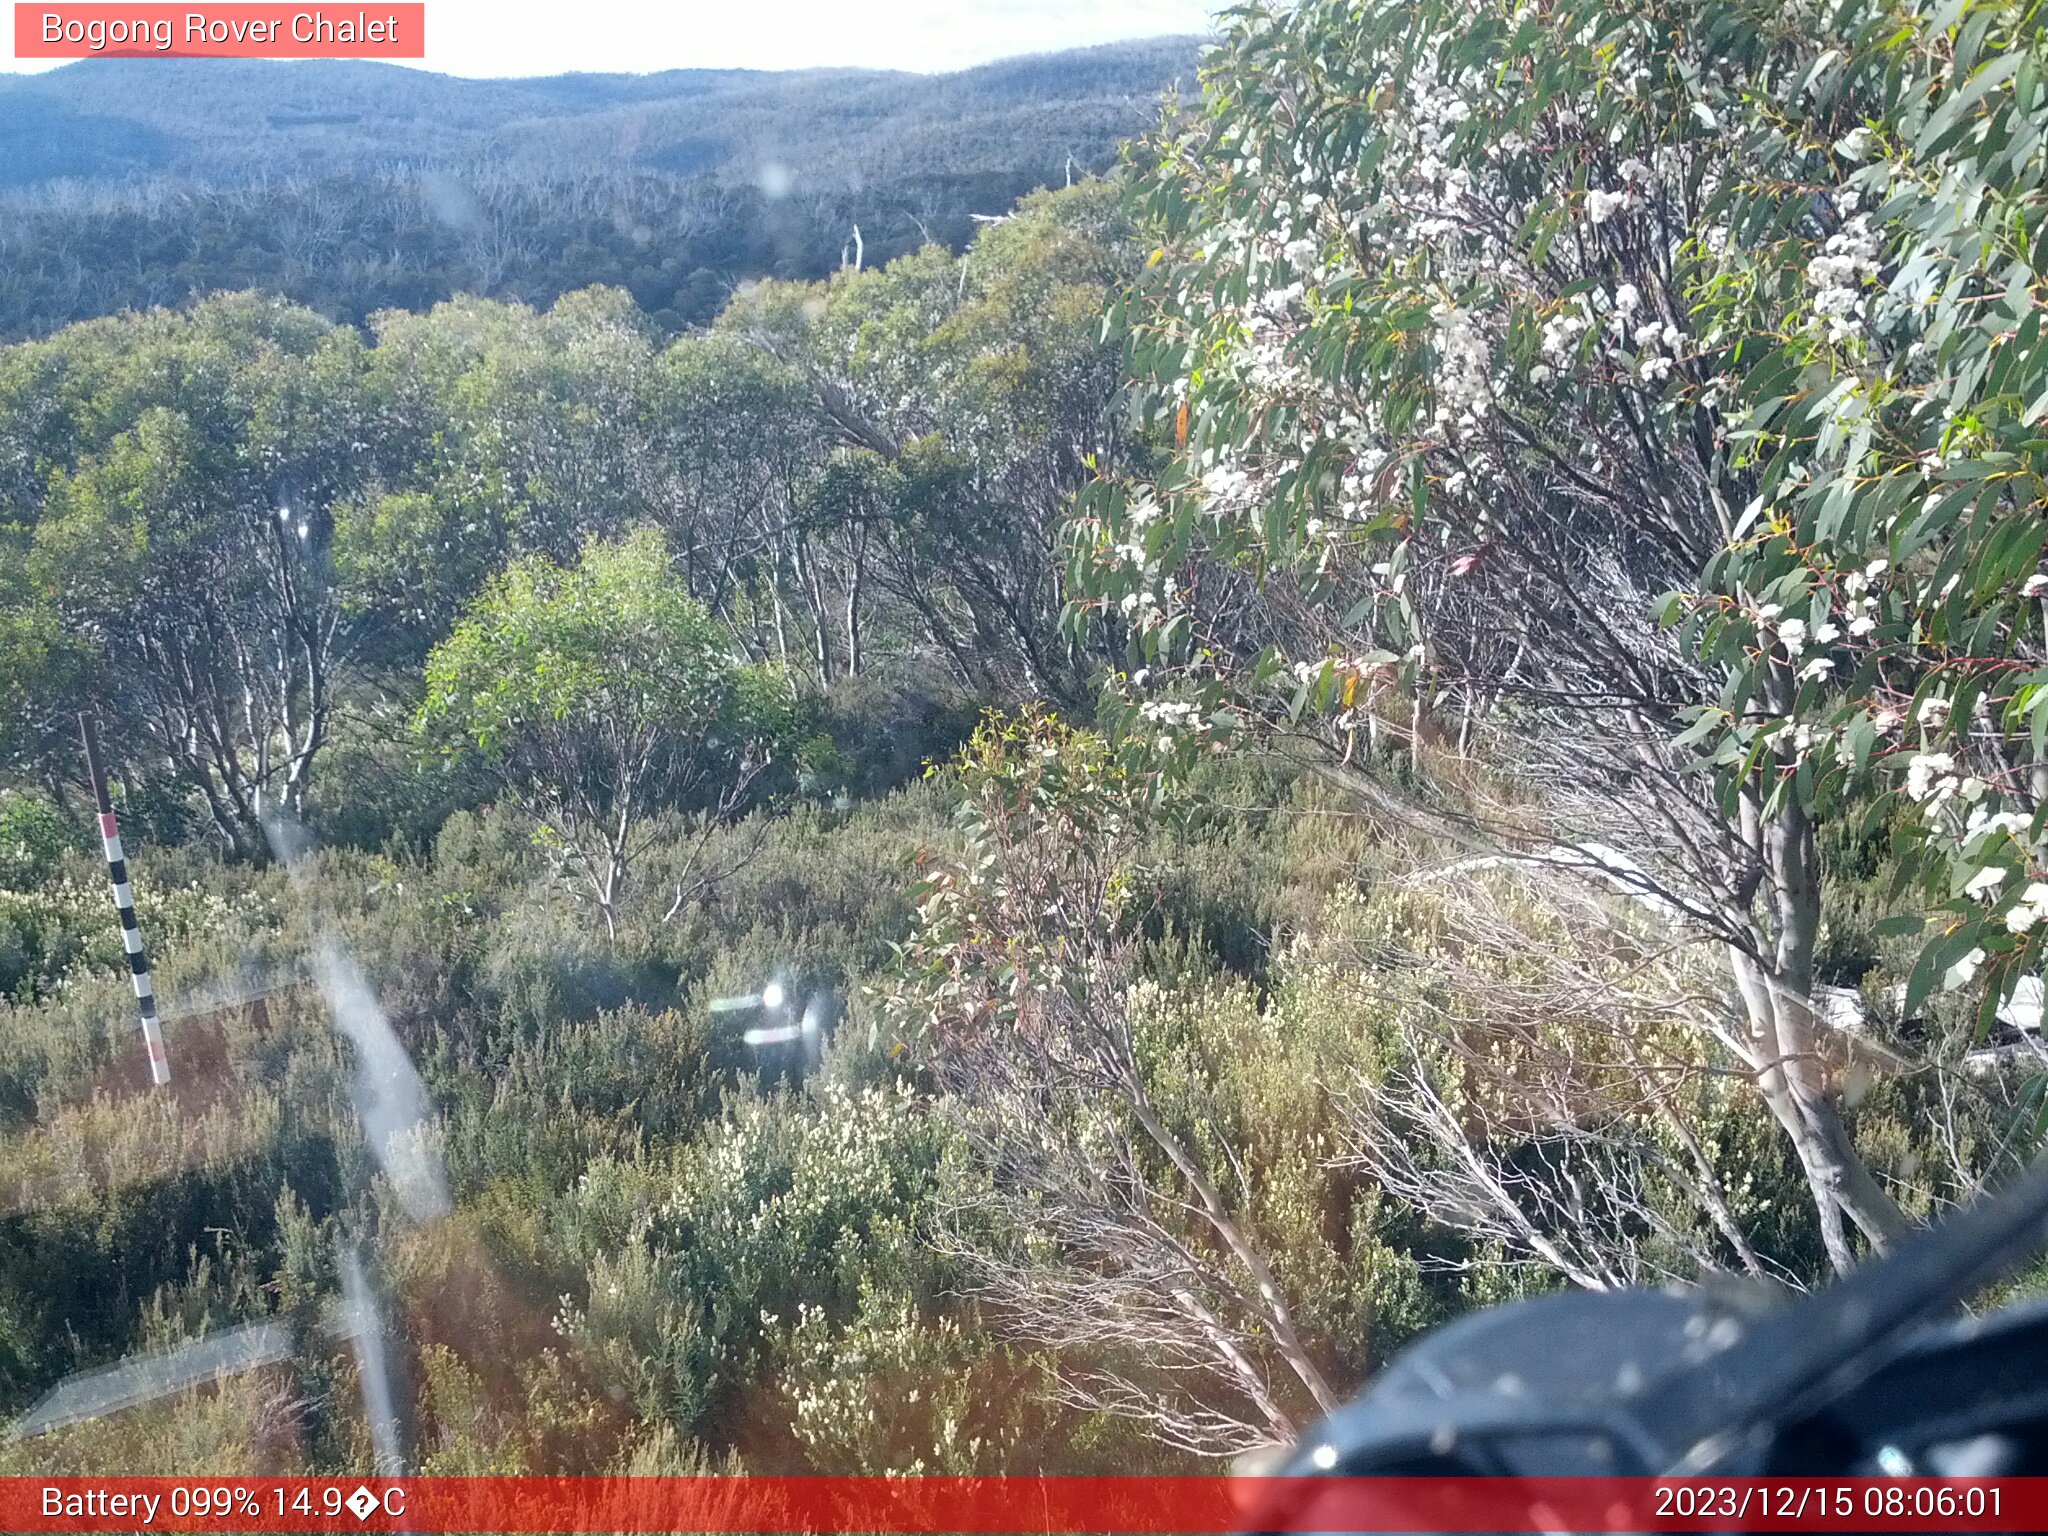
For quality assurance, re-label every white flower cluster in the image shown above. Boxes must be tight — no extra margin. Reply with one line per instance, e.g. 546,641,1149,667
2006,882,2048,933
1333,440,1391,525
1097,488,1175,629
1841,557,1887,636
1964,866,2007,899
1399,45,1481,240
1138,698,1204,729
1249,281,1306,321
662,1078,926,1233
1966,806,2033,845
1289,655,1392,693
1945,946,1988,990
1281,235,1321,272
1755,603,1839,666
1629,319,1684,383
1770,717,1826,761
1431,302,1494,437
1109,535,1151,573
1807,214,1882,342
1904,751,1987,809
1904,751,1954,803
1538,305,1594,379
1954,804,2048,931
1221,274,1315,396
1586,188,1631,225
1572,282,1689,386
1117,582,1171,624
1239,311,1308,394
1139,693,1204,753
1201,459,1256,511
1585,162,1653,226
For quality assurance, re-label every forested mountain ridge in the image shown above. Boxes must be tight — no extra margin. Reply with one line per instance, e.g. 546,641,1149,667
0,39,1199,338
0,41,1198,187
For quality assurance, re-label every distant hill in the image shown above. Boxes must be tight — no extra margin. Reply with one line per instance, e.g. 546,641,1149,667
0,41,1199,191
0,41,1200,339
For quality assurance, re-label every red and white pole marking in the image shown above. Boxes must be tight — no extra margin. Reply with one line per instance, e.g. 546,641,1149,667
79,714,170,1087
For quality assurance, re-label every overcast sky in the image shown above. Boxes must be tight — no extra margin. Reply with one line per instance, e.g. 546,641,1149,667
3,0,1220,75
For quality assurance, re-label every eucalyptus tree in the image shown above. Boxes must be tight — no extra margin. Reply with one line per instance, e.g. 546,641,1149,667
727,183,1142,703
1073,0,2048,1274
417,527,793,939
0,294,380,849
642,335,839,677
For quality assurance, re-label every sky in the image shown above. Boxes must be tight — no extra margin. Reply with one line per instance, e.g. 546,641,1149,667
2,0,1221,76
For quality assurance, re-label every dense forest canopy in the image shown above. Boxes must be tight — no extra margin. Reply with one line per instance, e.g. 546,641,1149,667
3,0,2048,1488
0,41,1198,338
0,181,1136,839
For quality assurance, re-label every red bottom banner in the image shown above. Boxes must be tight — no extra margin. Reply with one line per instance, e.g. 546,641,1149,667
5,1475,2043,1533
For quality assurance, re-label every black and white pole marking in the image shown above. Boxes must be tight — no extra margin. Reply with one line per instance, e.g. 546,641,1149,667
80,714,170,1087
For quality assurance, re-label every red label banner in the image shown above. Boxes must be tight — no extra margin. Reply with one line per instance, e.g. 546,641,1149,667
14,5,424,58
0,1476,2040,1533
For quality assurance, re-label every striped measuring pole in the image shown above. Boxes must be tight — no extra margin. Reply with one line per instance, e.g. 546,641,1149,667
79,714,171,1087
